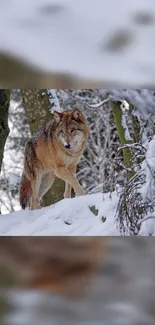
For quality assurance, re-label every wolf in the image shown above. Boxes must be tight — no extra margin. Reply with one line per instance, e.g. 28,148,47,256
19,109,89,210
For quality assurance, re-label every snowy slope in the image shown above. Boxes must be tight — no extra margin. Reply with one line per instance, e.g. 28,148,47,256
0,193,120,236
0,0,155,86
0,191,154,236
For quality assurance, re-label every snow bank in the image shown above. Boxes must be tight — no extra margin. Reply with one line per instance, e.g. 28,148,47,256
0,186,154,236
0,193,120,236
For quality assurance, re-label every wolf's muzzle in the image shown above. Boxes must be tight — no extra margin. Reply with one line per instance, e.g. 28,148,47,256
64,143,71,149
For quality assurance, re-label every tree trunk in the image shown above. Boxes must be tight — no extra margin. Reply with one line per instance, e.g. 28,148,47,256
110,101,134,179
21,89,65,206
0,90,10,174
0,88,10,249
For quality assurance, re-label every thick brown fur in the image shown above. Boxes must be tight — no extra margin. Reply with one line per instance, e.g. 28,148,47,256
19,109,89,210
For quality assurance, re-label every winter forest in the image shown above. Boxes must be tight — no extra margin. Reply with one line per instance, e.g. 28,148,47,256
1,89,155,236
1,1,155,324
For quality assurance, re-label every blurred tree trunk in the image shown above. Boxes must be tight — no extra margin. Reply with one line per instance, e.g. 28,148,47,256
21,89,65,206
0,54,102,89
0,89,11,174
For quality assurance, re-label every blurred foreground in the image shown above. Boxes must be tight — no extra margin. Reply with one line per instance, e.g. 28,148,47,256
0,0,155,87
0,237,155,325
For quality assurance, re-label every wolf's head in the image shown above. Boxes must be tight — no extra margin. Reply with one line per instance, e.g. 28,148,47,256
53,109,89,150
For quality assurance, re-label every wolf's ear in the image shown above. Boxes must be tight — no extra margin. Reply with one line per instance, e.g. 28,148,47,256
72,109,83,122
53,111,62,123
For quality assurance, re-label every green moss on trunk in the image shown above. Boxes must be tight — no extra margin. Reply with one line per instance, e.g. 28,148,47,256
111,101,134,179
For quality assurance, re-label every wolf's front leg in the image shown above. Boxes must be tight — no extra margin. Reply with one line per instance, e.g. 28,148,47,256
64,166,78,198
64,183,72,198
30,197,40,210
56,167,85,197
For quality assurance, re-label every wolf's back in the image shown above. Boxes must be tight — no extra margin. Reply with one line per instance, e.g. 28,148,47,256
19,173,32,209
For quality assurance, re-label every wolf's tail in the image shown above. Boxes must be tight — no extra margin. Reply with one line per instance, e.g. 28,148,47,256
19,173,32,209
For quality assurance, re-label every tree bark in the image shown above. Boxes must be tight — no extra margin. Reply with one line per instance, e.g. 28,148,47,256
0,90,11,174
0,89,10,306
21,89,65,206
110,101,134,179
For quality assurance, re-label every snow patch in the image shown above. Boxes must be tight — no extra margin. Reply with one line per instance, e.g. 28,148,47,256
0,193,120,236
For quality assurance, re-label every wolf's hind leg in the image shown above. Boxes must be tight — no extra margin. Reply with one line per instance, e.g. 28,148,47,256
30,174,42,210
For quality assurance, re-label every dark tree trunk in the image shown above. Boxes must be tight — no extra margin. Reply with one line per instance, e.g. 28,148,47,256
0,89,11,174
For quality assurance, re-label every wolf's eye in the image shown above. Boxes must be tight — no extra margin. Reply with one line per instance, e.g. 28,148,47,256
70,129,75,134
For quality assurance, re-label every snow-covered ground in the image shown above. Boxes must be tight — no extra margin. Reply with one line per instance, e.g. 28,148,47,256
0,190,154,236
0,193,119,235
0,0,155,86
